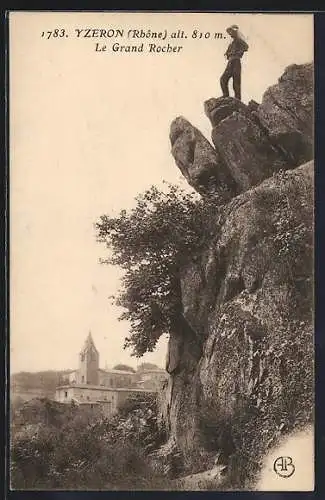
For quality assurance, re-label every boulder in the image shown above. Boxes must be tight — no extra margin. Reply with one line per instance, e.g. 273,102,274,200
211,111,288,192
175,462,227,490
257,63,313,165
204,96,248,127
170,116,237,201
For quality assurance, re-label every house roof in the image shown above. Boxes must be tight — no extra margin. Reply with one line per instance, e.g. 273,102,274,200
98,368,135,375
139,368,166,374
56,384,155,393
70,399,113,406
69,368,135,376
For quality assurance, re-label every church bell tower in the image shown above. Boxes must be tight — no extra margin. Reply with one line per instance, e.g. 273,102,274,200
78,332,99,385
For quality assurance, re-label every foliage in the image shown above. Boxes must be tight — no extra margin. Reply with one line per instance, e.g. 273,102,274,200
96,182,219,356
11,398,80,431
112,364,136,373
11,396,170,490
10,396,25,417
118,392,157,418
111,393,167,453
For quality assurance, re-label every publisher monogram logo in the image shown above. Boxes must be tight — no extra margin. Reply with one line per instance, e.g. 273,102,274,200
273,456,295,478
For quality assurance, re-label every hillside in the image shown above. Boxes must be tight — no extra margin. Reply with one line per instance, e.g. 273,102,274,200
11,370,73,398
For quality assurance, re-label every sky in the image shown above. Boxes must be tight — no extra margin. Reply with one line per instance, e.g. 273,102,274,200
9,12,314,373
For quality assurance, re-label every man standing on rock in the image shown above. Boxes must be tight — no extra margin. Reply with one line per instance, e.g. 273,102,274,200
220,25,249,101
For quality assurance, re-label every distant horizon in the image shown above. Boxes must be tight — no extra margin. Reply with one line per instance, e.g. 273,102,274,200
10,360,165,376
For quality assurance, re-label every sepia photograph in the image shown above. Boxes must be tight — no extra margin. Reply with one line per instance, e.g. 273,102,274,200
9,11,314,491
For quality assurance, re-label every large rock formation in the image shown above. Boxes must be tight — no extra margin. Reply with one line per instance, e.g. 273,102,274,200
161,63,314,489
171,63,313,199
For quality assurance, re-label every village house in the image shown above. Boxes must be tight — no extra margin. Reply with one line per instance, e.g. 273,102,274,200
55,332,167,417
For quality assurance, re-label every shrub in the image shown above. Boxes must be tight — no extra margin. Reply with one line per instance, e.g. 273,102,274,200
11,396,170,490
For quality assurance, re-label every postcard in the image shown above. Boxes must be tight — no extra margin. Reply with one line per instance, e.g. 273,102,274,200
9,11,314,491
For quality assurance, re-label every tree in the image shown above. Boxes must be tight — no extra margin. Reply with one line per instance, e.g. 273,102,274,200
113,364,136,373
96,183,218,357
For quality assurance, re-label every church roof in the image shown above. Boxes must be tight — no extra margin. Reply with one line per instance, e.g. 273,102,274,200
80,332,98,353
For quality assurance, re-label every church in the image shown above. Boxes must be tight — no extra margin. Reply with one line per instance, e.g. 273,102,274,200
55,332,167,417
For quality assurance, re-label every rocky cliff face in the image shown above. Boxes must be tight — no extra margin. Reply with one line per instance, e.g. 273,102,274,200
160,63,314,489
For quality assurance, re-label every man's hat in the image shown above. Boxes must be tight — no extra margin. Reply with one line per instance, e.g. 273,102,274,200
226,25,239,34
